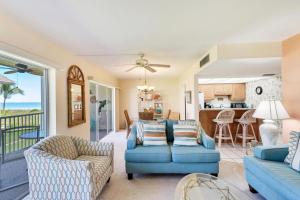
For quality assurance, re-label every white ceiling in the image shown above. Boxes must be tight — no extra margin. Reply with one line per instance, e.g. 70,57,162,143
1,0,300,78
198,77,270,84
198,57,281,78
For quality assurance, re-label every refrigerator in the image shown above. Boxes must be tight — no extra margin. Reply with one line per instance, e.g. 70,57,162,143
198,92,205,109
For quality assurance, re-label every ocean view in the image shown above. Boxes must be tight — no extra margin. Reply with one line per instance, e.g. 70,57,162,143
0,102,42,110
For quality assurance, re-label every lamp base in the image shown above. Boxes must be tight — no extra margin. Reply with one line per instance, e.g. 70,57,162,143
259,120,279,146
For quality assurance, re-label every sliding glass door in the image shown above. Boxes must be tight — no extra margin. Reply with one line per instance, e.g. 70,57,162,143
90,82,114,141
0,53,48,200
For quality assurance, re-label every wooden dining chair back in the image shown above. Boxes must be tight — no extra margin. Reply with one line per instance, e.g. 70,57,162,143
168,112,180,120
165,109,171,119
139,112,154,120
124,110,133,138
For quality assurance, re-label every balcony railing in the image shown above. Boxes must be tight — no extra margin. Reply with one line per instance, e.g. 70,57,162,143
0,112,44,163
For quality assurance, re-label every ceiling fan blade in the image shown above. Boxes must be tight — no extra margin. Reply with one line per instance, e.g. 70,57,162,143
148,64,170,68
144,66,156,72
15,63,28,70
28,68,44,76
4,70,18,74
126,66,139,72
112,64,136,67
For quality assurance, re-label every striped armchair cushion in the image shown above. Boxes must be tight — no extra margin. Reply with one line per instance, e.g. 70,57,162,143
143,123,167,146
173,124,199,146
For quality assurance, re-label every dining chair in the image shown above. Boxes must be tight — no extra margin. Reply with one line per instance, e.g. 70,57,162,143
165,109,171,119
124,110,133,138
139,112,154,120
169,112,180,120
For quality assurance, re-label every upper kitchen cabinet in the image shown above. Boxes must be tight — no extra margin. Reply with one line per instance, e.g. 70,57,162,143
214,84,232,95
198,84,215,100
230,83,246,101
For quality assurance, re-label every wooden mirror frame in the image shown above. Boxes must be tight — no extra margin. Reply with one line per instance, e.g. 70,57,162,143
67,65,86,127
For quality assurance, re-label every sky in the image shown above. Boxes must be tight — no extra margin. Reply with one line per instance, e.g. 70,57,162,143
0,66,42,103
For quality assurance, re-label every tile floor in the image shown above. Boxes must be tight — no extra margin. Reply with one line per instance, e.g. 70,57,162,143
218,143,248,163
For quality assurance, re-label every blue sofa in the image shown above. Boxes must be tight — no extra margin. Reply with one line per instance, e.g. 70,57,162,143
244,145,300,200
125,120,220,179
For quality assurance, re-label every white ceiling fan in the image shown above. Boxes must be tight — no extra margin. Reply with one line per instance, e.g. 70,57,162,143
125,53,170,73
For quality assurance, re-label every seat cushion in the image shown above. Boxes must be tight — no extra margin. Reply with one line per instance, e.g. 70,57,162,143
171,145,220,163
125,145,171,163
244,156,300,199
33,135,78,160
76,155,111,181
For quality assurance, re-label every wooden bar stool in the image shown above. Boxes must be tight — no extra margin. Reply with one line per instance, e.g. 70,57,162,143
213,109,235,147
234,109,257,148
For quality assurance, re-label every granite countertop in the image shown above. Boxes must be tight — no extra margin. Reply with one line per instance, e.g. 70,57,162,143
200,108,255,111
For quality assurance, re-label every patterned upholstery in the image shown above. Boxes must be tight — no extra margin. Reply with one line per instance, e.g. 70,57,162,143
33,135,78,160
285,131,300,164
25,135,114,200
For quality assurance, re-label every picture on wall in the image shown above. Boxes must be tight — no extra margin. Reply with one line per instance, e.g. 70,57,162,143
185,90,192,104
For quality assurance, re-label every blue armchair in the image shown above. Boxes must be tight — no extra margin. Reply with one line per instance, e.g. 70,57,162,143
244,145,300,200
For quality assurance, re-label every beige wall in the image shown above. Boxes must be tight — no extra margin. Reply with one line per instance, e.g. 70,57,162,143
178,59,202,121
0,12,119,139
119,78,180,128
282,34,300,142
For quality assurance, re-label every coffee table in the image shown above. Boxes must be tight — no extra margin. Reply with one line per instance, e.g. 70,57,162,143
175,173,254,200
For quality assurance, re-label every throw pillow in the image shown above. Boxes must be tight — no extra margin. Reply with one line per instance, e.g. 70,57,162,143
291,139,300,171
284,131,300,164
178,120,202,144
143,123,167,146
173,124,199,146
136,121,144,144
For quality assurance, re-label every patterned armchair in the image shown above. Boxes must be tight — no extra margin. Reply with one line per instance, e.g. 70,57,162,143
24,135,114,200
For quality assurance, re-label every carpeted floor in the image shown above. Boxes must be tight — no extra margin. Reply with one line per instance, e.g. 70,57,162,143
99,130,264,200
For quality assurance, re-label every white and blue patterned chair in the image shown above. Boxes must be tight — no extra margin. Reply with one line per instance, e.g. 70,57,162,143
24,135,114,200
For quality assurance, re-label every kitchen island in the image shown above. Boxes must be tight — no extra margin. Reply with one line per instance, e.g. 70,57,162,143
199,108,261,144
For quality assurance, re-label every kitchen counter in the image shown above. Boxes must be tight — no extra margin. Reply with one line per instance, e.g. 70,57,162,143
199,109,261,144
200,108,255,111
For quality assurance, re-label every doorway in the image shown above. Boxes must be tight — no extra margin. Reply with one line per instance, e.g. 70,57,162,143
90,82,114,141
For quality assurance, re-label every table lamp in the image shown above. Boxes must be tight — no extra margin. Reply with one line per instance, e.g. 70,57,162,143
253,100,289,145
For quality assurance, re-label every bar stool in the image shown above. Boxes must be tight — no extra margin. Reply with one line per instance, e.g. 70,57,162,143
234,110,257,147
213,109,235,147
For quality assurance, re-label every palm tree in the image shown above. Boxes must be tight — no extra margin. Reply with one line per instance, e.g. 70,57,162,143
0,84,24,114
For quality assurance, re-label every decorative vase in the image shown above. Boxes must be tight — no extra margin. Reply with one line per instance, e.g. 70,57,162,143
259,120,279,146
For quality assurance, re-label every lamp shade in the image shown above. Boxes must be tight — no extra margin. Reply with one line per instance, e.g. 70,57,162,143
253,100,290,120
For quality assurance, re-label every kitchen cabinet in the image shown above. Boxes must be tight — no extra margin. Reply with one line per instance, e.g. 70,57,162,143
198,85,215,100
230,84,246,101
214,84,232,95
198,83,245,101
